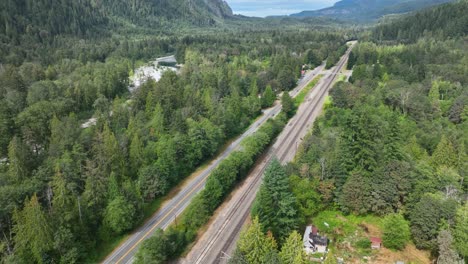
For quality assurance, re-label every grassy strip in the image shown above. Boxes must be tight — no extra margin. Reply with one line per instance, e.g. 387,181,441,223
294,74,323,108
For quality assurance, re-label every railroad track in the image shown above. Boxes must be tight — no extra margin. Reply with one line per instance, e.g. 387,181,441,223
278,46,352,162
192,44,354,264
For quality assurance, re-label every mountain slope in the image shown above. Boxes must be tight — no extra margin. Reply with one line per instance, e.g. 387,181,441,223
100,0,233,25
0,0,233,40
290,0,454,21
372,0,468,42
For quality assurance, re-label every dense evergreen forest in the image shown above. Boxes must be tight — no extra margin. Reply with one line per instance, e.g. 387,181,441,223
1,0,466,263
0,0,353,262
373,0,468,42
232,1,467,263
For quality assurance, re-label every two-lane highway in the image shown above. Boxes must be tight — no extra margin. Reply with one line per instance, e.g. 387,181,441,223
102,64,325,264
183,42,355,264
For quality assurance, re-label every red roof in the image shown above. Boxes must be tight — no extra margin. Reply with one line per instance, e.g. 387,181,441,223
370,237,382,244
312,226,318,235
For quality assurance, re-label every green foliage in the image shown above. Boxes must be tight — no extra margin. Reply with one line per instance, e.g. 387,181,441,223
238,217,278,264
134,109,289,261
278,69,296,91
306,50,322,67
252,159,299,242
294,75,322,108
289,175,322,221
382,214,410,250
262,85,276,108
7,137,30,183
103,196,136,235
134,229,170,264
281,92,294,117
325,45,347,69
431,135,458,169
409,193,458,251
355,239,371,249
373,1,468,43
339,171,372,214
453,203,468,258
279,231,308,264
13,194,53,264
283,8,468,260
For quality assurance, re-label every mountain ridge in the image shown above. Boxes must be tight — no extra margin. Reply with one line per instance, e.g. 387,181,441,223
0,0,234,40
290,0,455,21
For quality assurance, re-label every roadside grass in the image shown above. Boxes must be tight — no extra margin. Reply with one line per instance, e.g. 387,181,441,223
324,96,333,109
294,74,323,108
86,234,128,264
335,74,346,83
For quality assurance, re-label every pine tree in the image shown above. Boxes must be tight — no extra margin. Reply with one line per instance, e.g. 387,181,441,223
238,217,278,264
150,103,165,138
429,81,441,103
129,133,144,175
262,85,276,108
13,194,53,264
102,124,124,175
252,159,299,241
404,135,427,160
51,165,76,223
107,172,120,201
281,92,294,117
382,214,410,250
431,135,457,168
339,171,371,214
279,231,307,264
453,203,468,258
383,114,403,161
7,136,29,183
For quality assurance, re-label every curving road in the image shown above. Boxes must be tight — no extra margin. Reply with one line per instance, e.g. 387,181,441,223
101,64,325,264
182,42,355,264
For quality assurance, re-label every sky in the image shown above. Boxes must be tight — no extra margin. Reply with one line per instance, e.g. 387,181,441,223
225,0,339,17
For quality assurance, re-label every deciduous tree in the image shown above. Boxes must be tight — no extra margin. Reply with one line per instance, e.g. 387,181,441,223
382,214,410,250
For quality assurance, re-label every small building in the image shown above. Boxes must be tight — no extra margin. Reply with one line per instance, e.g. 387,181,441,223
370,237,382,249
303,225,328,254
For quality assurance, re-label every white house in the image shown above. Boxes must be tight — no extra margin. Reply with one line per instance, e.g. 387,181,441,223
303,225,328,254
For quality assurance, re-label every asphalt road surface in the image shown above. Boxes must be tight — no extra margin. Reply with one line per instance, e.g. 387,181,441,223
182,42,355,264
101,63,325,264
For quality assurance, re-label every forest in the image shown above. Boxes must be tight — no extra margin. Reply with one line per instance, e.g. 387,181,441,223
0,0,466,263
230,1,467,264
0,1,350,261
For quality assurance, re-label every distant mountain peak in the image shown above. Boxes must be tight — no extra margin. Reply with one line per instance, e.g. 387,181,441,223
290,0,455,21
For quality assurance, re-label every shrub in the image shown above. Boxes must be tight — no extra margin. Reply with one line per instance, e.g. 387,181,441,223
382,214,410,250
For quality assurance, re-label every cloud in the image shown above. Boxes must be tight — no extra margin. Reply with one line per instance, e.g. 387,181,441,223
225,0,338,17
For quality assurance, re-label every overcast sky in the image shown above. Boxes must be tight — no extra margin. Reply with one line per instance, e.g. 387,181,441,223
225,0,339,17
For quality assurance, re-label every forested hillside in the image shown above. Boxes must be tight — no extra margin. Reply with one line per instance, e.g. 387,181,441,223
290,0,454,21
373,0,468,42
0,0,108,38
0,0,232,41
232,1,467,263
